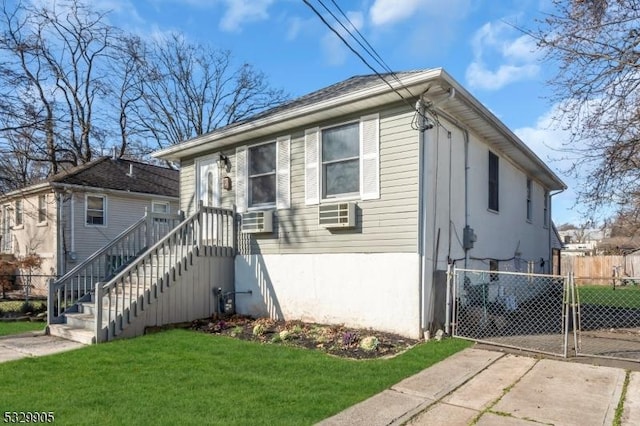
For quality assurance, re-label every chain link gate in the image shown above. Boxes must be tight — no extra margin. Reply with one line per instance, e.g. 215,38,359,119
573,277,640,361
447,267,640,362
448,267,570,357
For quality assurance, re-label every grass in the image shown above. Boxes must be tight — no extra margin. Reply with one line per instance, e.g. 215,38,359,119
0,321,45,337
0,329,471,425
577,285,640,308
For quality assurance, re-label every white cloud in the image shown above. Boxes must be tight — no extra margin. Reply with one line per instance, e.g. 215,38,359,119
466,20,541,90
369,0,472,27
218,0,274,32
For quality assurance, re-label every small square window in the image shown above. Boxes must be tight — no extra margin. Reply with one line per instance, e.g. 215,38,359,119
248,142,276,207
86,195,105,225
152,201,169,214
38,195,47,223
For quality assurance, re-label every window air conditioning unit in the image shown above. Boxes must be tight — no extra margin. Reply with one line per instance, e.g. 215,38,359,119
318,202,356,229
241,210,273,234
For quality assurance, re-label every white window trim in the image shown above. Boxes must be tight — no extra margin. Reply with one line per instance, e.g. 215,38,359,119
236,136,290,213
151,200,170,214
37,194,48,225
14,200,23,229
247,140,277,210
85,193,107,227
306,114,380,205
320,120,361,202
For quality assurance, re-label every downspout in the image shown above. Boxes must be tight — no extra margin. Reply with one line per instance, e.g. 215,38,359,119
463,129,470,268
417,99,427,339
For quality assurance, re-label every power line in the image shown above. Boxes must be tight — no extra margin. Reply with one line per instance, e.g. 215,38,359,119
303,0,442,130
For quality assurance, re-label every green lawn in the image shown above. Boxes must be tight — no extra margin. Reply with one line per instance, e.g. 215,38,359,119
577,285,640,308
0,320,45,336
0,329,471,425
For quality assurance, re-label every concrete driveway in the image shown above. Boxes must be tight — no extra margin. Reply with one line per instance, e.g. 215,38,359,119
319,347,640,426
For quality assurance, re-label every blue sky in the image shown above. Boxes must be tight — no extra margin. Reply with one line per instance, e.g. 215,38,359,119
95,0,583,225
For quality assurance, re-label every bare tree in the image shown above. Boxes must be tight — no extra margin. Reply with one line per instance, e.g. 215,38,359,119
131,33,289,151
0,0,287,188
531,1,640,223
0,0,122,177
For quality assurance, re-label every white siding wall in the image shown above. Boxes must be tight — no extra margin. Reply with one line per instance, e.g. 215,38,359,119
180,104,421,255
7,190,57,279
61,191,179,275
235,253,421,338
428,116,553,274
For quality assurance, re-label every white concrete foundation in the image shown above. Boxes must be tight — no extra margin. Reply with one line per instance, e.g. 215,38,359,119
234,253,421,338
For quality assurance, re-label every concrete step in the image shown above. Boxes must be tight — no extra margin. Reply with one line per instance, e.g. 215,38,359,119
48,324,95,345
64,312,96,330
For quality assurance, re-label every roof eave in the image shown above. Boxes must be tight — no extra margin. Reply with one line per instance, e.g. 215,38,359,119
153,69,445,161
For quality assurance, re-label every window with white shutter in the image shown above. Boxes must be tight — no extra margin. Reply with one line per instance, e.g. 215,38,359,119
236,137,290,211
305,114,380,203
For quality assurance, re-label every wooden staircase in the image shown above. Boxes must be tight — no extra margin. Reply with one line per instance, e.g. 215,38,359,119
48,206,236,344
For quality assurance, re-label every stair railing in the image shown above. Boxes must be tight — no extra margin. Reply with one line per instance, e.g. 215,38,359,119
95,204,235,342
48,209,181,324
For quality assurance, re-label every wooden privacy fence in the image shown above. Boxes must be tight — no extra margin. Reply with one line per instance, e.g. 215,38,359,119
561,255,640,284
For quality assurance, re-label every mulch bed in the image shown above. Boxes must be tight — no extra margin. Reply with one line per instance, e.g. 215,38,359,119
191,315,420,360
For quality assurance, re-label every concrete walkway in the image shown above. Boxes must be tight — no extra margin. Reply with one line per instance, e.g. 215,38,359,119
319,348,640,426
0,332,85,363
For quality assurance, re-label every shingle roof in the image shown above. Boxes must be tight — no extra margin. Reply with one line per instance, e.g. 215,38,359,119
48,157,179,197
225,70,429,128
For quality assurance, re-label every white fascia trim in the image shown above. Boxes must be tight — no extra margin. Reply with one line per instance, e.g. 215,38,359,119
50,183,178,202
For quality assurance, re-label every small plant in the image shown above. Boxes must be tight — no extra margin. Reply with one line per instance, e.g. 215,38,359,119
20,301,34,314
279,330,291,341
271,334,282,343
230,326,243,337
359,336,379,352
252,323,266,336
291,324,303,335
342,331,359,348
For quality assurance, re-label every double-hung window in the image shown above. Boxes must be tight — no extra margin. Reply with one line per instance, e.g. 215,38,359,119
38,195,47,223
304,114,379,205
488,151,499,212
248,142,277,207
321,122,360,199
236,137,290,212
14,200,23,227
86,195,106,226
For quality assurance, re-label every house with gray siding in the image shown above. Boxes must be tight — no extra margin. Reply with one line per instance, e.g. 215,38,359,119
151,68,566,339
0,156,179,295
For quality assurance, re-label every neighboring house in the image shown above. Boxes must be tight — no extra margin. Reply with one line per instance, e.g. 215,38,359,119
558,227,610,256
153,68,566,339
0,156,179,295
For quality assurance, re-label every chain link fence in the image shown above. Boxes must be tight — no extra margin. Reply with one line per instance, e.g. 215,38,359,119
573,279,640,361
0,274,56,300
450,268,569,357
